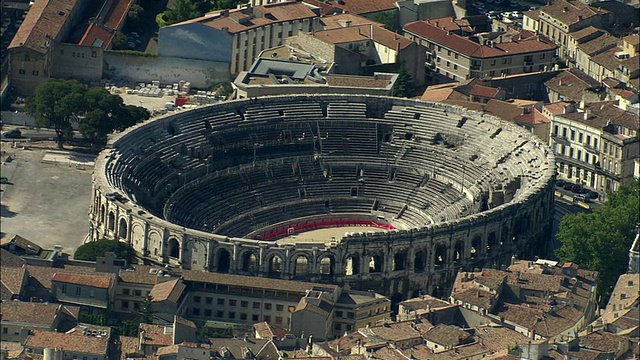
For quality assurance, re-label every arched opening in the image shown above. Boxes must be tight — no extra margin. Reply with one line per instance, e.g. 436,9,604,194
369,255,383,273
217,249,231,273
454,241,464,261
168,238,180,259
487,232,497,253
319,256,333,276
294,256,309,278
392,252,406,271
434,244,447,269
470,235,481,259
242,252,258,274
108,212,115,231
414,251,425,273
501,225,509,247
345,254,360,276
118,218,128,239
100,205,106,224
268,256,283,277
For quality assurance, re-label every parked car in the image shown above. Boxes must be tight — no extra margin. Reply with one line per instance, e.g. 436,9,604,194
573,194,590,203
563,182,574,190
570,184,582,193
3,129,21,138
555,179,566,187
587,190,599,200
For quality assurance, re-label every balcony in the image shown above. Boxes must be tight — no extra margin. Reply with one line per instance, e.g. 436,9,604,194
583,143,599,154
551,133,570,144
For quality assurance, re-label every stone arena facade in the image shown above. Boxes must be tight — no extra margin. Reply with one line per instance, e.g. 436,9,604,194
90,95,556,298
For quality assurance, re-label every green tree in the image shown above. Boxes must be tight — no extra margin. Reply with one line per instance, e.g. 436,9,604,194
26,79,149,148
392,63,413,98
74,238,137,264
157,0,209,27
373,11,400,32
25,79,87,148
128,3,144,25
112,32,128,50
137,295,157,324
555,179,639,304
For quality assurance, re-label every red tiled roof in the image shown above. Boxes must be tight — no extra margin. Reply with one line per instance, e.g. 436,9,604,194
8,0,77,53
79,22,114,49
24,330,109,355
404,21,556,58
302,0,397,15
540,0,607,26
171,2,317,34
140,324,173,346
309,24,413,49
104,0,135,29
470,84,499,98
51,272,112,289
321,13,383,30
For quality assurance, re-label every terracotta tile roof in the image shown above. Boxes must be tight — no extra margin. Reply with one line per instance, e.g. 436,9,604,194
514,107,550,125
140,323,173,346
544,68,601,102
451,287,494,309
474,325,532,353
560,100,639,131
308,24,413,50
25,264,99,290
1,234,42,254
580,330,627,353
569,26,603,42
149,278,185,303
404,21,556,58
181,269,337,294
399,295,451,312
496,302,584,338
119,265,173,285
254,321,294,340
104,0,134,29
321,13,383,30
422,324,471,348
545,101,575,115
1,266,27,300
24,329,109,355
207,338,279,359
577,33,619,56
621,55,640,72
0,301,78,326
0,249,27,267
539,0,607,26
51,272,112,289
115,336,143,360
368,322,422,342
469,84,499,98
506,271,564,293
79,22,114,49
303,0,397,15
170,2,317,34
8,0,77,53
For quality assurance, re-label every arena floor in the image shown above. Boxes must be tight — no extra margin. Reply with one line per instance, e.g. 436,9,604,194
276,226,389,244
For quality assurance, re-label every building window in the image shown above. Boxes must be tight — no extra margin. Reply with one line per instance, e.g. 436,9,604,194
264,315,271,322
217,310,224,318
336,311,343,318
347,312,354,319
335,323,341,331
91,51,97,58
62,284,67,294
554,125,559,135
241,300,248,308
240,313,247,320
253,302,260,309
75,287,81,296
133,290,142,297
577,150,582,161
446,61,450,67
229,300,237,307
18,69,25,75
276,316,283,325
570,130,575,140
229,312,236,319
218,299,225,305
252,314,259,321
454,53,458,59
447,50,451,56
122,301,129,309
206,297,213,304
489,70,495,76
491,59,496,66
2,328,7,334
264,303,272,310
194,296,201,303
193,308,200,316
32,70,39,76
133,302,140,310
123,289,130,295
578,133,583,143
205,309,212,317
453,64,458,70
276,304,284,311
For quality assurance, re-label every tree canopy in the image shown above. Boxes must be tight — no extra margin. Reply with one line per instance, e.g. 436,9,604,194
392,63,413,98
555,179,639,304
74,239,137,264
25,79,150,148
156,0,248,27
373,11,400,32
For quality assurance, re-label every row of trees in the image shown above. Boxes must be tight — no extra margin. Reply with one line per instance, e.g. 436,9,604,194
25,79,150,148
157,0,246,27
555,179,639,305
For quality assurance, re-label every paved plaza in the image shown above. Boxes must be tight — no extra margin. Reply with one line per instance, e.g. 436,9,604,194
1,141,94,255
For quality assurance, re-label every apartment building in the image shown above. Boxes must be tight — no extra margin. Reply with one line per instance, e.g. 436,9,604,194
50,272,115,311
550,100,639,192
0,301,79,342
403,19,557,84
288,23,425,84
158,1,323,75
533,0,611,64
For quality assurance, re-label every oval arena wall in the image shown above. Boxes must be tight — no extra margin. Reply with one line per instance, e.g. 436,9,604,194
90,95,556,298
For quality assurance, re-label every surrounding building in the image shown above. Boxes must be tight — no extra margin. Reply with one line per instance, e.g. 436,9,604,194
233,57,398,98
404,18,557,84
550,100,639,192
0,301,79,342
158,1,323,75
544,67,604,103
287,23,425,84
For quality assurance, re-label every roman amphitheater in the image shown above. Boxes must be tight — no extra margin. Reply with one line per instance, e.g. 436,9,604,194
90,94,555,298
